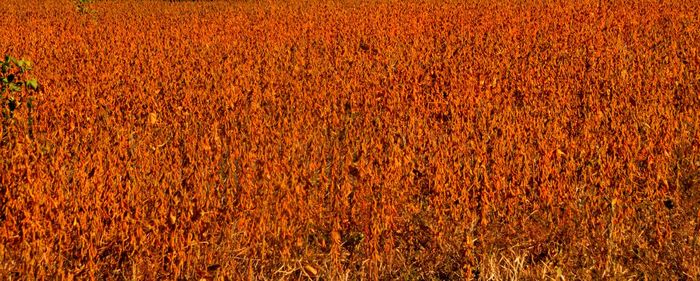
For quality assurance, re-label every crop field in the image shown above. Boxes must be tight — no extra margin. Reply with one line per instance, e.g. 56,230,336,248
1,0,699,279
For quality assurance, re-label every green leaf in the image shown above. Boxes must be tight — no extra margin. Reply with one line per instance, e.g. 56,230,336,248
9,83,22,92
26,79,39,90
16,60,31,72
1,63,9,74
17,61,25,72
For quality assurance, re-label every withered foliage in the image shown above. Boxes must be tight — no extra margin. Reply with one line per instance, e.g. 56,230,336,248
1,0,699,279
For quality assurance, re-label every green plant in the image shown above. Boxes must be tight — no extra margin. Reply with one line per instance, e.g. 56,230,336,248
74,0,96,15
1,55,39,143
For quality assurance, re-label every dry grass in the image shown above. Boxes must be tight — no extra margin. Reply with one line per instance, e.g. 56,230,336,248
1,0,699,279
